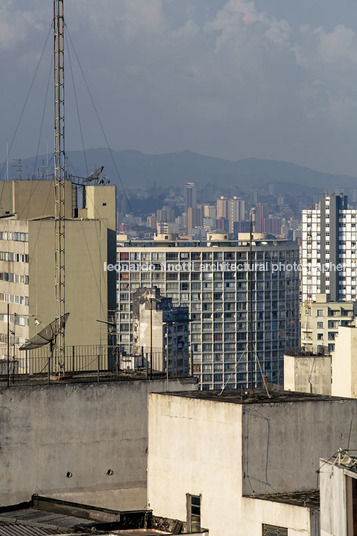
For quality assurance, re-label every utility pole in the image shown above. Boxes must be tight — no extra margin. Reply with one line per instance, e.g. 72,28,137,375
150,297,153,379
54,0,66,373
7,303,10,387
249,208,254,395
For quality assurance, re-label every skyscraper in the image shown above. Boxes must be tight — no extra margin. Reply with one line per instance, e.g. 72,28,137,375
302,193,354,302
184,182,196,213
228,197,245,234
255,203,269,233
216,196,228,220
187,206,203,234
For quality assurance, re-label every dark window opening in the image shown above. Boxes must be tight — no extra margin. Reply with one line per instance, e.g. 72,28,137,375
262,524,288,536
187,494,201,533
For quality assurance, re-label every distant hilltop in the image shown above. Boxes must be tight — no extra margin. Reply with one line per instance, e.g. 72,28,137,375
2,148,356,194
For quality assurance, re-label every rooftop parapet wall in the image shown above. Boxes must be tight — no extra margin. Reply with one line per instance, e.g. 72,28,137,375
0,377,197,509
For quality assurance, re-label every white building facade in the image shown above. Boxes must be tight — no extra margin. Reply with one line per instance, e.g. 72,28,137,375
147,390,357,536
302,194,357,303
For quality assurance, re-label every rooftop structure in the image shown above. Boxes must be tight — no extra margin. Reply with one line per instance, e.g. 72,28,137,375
0,179,116,368
148,388,357,535
0,496,207,536
132,288,189,376
284,352,332,395
319,451,357,536
0,374,197,509
285,321,357,398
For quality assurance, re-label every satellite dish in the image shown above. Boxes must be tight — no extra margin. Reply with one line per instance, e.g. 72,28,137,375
19,313,69,351
84,166,104,184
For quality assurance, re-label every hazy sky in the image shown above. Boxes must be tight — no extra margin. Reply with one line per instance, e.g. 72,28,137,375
1,0,357,176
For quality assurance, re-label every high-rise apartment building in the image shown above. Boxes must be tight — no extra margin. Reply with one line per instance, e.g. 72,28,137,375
0,179,116,358
187,206,203,234
216,196,228,219
203,205,217,220
117,233,300,389
302,193,356,302
156,206,175,224
184,182,196,213
255,203,269,233
228,197,245,234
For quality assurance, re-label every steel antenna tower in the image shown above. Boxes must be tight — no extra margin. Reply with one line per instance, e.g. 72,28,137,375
53,0,66,373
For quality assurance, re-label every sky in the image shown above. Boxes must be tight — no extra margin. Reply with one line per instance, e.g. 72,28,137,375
1,0,357,176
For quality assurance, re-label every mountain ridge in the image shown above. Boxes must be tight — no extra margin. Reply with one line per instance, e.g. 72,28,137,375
2,149,356,192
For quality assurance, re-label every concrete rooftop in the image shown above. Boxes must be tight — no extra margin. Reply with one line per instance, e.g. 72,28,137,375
0,497,190,536
247,490,320,509
164,387,345,404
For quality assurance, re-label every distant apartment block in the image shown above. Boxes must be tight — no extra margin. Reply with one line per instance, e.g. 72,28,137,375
255,203,269,233
302,193,357,302
117,232,300,389
301,294,357,353
216,196,245,235
187,206,203,234
216,196,228,219
228,196,245,234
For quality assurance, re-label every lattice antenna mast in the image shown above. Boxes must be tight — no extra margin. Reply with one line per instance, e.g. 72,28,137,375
54,0,66,372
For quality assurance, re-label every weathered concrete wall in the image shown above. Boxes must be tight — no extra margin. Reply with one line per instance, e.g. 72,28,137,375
0,180,74,220
332,326,357,398
147,394,313,536
29,219,107,348
284,354,332,395
320,461,347,536
242,399,357,495
148,395,243,536
0,378,197,509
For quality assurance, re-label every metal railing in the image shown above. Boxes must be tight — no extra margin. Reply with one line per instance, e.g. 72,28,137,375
0,344,119,381
0,344,192,386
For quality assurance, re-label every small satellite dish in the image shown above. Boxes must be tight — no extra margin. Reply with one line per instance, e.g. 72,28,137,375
19,313,69,351
84,166,104,184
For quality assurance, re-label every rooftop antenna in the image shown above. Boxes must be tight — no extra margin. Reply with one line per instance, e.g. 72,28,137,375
46,137,49,175
6,141,9,180
249,208,255,396
12,159,26,180
54,0,66,373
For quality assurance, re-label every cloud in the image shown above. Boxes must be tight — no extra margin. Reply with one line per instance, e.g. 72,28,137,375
295,23,357,68
2,0,357,174
67,0,169,43
205,0,291,48
292,23,357,121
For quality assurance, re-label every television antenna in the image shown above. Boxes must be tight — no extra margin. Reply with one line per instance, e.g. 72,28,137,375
54,0,66,373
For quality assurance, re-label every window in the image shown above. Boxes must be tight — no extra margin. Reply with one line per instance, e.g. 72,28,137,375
187,494,201,533
262,524,288,536
316,309,323,317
